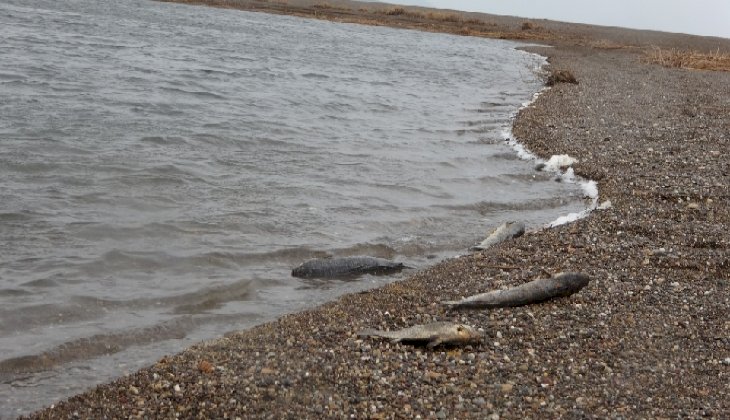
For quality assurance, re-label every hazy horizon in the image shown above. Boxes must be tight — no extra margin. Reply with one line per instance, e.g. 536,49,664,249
378,0,730,40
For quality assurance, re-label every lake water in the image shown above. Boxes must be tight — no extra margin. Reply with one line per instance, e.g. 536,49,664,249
0,0,587,415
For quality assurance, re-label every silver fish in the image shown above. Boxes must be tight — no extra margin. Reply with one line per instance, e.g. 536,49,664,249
357,322,482,348
443,272,590,310
471,221,525,251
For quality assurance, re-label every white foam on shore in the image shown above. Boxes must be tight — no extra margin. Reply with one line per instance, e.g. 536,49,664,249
502,54,600,228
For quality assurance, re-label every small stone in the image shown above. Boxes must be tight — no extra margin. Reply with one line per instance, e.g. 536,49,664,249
173,384,181,393
426,371,443,381
501,383,514,393
473,397,486,407
723,358,730,365
129,385,139,395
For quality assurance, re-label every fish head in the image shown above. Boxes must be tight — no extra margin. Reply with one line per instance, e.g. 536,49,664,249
453,324,483,343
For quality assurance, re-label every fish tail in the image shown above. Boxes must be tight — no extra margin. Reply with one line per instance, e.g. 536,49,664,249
357,328,383,338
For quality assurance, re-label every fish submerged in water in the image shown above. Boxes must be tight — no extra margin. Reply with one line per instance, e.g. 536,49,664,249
357,322,482,348
471,221,525,251
443,272,590,310
291,256,409,279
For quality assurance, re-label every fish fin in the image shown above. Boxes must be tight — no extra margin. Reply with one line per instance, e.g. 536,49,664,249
426,336,443,348
345,265,369,275
441,300,462,310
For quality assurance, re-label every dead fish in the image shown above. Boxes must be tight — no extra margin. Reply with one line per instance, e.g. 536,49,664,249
291,256,409,279
443,272,590,310
357,322,482,348
471,221,525,251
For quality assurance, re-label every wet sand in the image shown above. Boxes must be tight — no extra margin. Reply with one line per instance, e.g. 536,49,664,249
27,1,729,418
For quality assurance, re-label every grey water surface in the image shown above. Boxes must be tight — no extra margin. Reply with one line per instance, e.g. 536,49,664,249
0,0,586,414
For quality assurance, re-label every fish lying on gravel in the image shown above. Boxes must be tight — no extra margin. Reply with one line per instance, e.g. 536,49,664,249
471,221,526,251
443,272,590,310
357,322,482,348
291,256,409,279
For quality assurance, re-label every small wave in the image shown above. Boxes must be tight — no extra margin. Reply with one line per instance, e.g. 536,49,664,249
79,249,170,274
0,302,105,335
435,196,576,215
301,72,329,79
159,86,226,100
228,247,331,265
0,72,27,82
138,135,187,146
3,161,61,174
491,151,521,161
168,279,257,314
19,277,60,288
0,288,32,297
502,172,555,183
0,278,258,335
0,211,35,222
0,318,193,374
109,164,209,187
71,278,259,315
330,243,397,259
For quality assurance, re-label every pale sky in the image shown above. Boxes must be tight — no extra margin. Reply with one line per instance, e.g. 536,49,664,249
386,0,730,39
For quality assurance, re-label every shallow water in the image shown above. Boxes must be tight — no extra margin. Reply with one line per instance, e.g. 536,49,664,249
0,0,586,414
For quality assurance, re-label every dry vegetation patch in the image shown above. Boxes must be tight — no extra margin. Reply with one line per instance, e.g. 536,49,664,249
521,21,542,31
546,69,578,86
644,47,730,72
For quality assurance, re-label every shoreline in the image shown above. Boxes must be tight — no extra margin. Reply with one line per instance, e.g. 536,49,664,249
502,72,600,230
28,2,730,418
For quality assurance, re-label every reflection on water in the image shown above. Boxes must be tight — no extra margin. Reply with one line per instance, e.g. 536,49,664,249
0,0,586,415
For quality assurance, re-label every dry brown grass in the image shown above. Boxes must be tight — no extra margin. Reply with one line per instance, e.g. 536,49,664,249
546,69,578,86
425,11,462,23
378,7,465,23
521,21,535,31
644,47,730,72
382,7,406,16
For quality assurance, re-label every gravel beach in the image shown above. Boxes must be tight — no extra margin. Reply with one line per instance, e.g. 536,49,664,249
26,3,729,419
